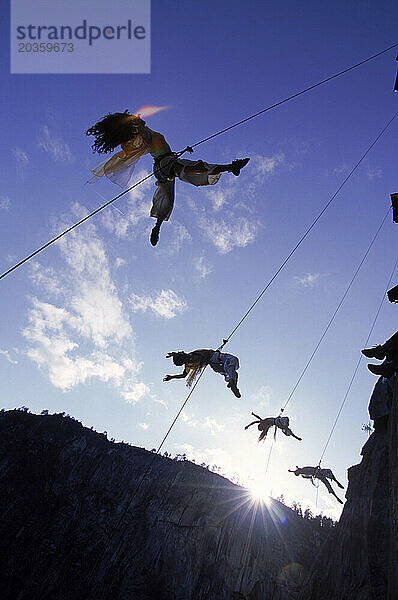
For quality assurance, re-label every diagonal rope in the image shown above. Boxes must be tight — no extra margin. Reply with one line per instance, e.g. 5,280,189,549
79,108,395,595
264,432,276,480
1,44,397,283
279,208,391,416
222,111,398,345
71,47,398,595
0,152,185,282
263,208,390,487
318,252,398,465
191,42,398,150
79,364,209,599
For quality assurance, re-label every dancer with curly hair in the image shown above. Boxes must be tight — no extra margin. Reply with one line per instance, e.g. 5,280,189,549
86,111,250,246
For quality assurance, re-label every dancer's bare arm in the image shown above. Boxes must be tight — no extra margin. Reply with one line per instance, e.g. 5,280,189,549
163,367,188,382
245,420,260,430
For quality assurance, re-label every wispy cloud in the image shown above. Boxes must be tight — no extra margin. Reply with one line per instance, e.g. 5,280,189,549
326,164,348,177
101,169,153,239
160,221,192,255
0,348,18,365
204,416,225,435
30,262,61,297
207,188,230,212
250,385,271,411
12,148,29,181
252,152,285,179
0,196,11,210
180,411,198,427
366,165,383,181
294,272,321,288
37,126,73,162
178,442,234,473
180,413,225,436
129,289,187,319
194,255,213,279
101,174,192,255
187,161,265,254
24,205,149,403
115,257,127,269
197,212,260,254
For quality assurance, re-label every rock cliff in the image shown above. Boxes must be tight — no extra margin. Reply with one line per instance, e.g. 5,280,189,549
0,409,328,600
299,376,398,600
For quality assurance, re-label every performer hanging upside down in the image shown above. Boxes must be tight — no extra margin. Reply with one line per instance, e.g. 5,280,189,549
86,111,250,246
164,349,241,398
245,413,302,442
289,465,344,504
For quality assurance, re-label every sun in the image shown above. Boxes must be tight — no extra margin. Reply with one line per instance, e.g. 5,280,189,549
247,481,272,505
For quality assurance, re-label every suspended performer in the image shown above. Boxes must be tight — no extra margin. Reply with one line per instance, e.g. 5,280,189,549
245,413,302,442
362,330,398,378
289,465,344,504
163,349,241,398
85,111,250,246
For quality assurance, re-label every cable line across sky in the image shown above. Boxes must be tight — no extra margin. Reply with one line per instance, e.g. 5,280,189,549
65,43,398,595
264,207,392,480
83,107,396,594
0,42,397,283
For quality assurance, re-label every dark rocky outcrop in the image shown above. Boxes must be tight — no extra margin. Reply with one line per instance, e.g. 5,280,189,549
299,377,398,600
0,409,329,600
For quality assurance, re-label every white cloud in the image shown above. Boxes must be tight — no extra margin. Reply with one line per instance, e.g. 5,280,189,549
12,148,29,181
164,222,192,254
30,262,61,296
138,422,149,430
194,255,213,279
250,385,271,411
188,170,262,254
180,410,198,427
23,207,149,403
197,213,259,254
0,196,11,210
180,413,225,436
101,168,153,239
179,443,234,473
0,348,18,365
101,174,191,254
327,164,348,176
123,382,150,404
37,126,73,162
367,165,383,181
207,188,228,212
129,289,187,319
115,257,127,269
252,153,285,179
204,416,225,435
294,273,321,288
154,396,168,409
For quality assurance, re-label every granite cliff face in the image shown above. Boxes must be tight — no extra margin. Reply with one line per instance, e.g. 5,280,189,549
299,377,398,600
0,409,328,600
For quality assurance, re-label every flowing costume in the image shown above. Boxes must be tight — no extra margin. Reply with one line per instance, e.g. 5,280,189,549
151,153,221,222
88,131,222,223
183,350,239,388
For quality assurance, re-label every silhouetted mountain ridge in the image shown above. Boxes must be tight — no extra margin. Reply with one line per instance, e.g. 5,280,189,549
0,408,331,600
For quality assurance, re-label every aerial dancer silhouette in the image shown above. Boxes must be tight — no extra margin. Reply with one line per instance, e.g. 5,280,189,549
86,111,249,246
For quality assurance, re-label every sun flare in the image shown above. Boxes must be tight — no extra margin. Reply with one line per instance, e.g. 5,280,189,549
248,482,272,505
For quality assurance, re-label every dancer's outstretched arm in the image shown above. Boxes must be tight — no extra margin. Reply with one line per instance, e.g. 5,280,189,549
245,420,260,430
164,367,188,382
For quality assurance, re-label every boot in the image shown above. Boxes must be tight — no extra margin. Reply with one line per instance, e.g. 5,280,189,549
231,157,250,176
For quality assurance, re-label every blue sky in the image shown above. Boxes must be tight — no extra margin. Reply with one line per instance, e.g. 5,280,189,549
1,0,397,518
